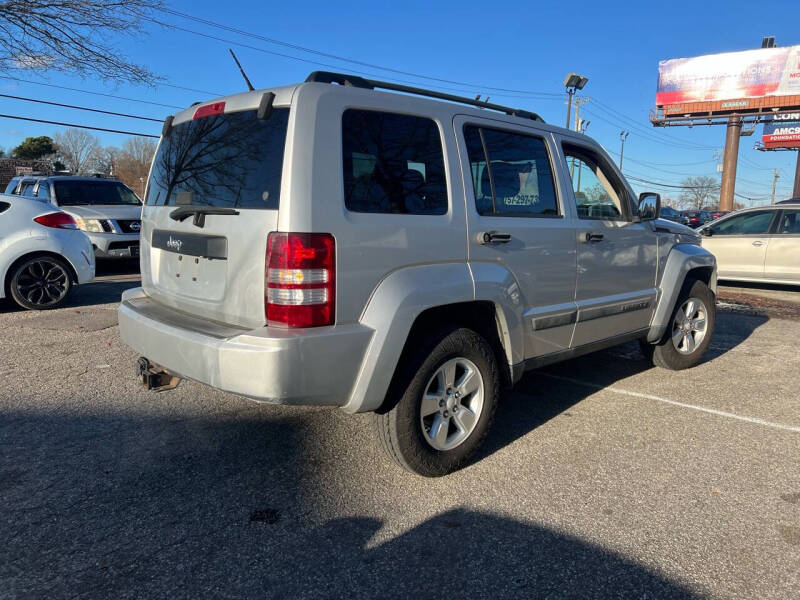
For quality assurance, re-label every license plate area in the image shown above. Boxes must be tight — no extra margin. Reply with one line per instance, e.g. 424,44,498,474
151,230,228,301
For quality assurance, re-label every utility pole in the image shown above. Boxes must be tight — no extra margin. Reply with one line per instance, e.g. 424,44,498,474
771,169,780,204
573,97,589,132
619,131,629,170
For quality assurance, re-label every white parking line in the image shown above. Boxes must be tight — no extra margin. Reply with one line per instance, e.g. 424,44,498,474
541,373,800,434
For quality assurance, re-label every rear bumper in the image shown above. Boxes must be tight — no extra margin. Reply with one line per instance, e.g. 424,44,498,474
117,288,373,406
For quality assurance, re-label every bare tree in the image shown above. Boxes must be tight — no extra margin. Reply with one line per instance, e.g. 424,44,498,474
114,137,156,197
0,0,163,84
679,176,719,210
54,128,100,174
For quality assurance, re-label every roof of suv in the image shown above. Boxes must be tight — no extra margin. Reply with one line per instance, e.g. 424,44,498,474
169,71,597,141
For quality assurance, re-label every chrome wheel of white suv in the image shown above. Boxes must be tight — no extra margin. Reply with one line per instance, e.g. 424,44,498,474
420,357,484,451
671,297,708,355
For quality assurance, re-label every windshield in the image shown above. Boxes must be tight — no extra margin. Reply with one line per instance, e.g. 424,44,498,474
54,180,141,206
146,108,289,209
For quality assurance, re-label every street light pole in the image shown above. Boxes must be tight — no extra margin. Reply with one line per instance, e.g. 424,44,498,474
563,73,588,130
565,87,575,129
619,131,629,170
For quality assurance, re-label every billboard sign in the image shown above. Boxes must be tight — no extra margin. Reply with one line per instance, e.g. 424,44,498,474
657,45,800,107
762,112,800,148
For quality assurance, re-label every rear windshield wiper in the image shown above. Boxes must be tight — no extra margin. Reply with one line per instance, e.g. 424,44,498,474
169,206,240,228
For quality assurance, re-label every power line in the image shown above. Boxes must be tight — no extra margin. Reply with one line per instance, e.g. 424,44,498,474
0,75,184,110
0,93,163,122
0,114,159,138
155,7,563,98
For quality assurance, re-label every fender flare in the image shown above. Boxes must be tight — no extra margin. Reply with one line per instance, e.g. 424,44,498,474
648,244,717,343
342,261,525,413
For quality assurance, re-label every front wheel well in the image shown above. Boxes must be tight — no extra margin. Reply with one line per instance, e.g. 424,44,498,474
4,251,78,296
686,266,714,288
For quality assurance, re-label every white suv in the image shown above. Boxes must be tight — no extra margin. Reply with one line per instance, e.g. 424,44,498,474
119,72,717,476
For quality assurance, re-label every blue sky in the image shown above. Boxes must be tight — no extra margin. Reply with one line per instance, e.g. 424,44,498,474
1,0,798,203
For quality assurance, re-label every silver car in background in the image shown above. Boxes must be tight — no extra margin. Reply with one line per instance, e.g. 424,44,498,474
4,176,143,259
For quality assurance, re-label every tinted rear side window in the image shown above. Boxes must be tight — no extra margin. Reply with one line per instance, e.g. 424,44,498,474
146,108,289,209
342,109,447,215
464,126,559,217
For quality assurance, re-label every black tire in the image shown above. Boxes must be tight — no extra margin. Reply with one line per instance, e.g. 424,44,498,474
374,327,500,477
641,279,715,370
8,255,73,310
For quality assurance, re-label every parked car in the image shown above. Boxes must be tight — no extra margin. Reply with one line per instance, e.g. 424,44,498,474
698,201,800,285
709,210,730,220
4,176,143,259
681,210,711,228
659,205,689,225
0,194,95,309
776,197,800,204
118,72,717,476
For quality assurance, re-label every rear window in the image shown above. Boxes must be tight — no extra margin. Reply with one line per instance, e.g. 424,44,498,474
342,109,447,215
146,108,289,209
54,180,141,206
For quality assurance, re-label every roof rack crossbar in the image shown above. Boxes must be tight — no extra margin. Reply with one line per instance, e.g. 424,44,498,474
305,71,544,123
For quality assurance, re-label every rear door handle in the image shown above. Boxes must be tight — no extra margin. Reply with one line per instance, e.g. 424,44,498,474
582,231,604,243
751,240,765,247
477,231,512,245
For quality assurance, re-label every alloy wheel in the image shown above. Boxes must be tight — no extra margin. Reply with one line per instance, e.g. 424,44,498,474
15,259,70,307
419,357,484,451
671,297,708,355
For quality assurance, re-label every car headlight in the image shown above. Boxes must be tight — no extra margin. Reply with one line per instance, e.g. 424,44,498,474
75,218,106,233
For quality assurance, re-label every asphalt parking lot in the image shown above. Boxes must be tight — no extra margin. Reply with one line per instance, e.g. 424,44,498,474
1,269,799,599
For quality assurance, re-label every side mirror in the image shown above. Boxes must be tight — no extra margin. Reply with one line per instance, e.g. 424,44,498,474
638,192,661,221
700,227,712,237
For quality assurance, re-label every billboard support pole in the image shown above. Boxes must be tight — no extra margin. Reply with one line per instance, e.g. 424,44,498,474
719,116,741,211
794,152,800,198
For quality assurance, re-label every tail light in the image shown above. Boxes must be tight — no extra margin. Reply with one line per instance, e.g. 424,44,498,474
33,212,78,229
266,232,335,328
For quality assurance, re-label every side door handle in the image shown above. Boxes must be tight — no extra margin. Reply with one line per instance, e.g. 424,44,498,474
582,231,604,243
751,240,765,247
477,231,512,245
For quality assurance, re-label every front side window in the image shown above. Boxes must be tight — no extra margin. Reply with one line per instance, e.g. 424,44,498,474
778,209,800,234
20,182,36,197
463,125,559,217
563,144,627,220
342,109,447,215
710,211,774,235
35,182,50,201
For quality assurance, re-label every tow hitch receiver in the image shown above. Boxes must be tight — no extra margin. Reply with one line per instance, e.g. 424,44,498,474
136,357,181,392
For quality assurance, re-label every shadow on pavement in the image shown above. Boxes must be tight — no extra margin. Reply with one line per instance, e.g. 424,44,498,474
0,409,700,599
480,311,768,460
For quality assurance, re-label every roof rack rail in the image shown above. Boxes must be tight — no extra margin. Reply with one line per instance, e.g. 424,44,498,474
305,71,544,123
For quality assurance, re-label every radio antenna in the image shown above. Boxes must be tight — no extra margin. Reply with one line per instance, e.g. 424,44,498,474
228,48,255,91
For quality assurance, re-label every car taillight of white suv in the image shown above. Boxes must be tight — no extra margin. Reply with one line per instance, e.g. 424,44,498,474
266,232,335,328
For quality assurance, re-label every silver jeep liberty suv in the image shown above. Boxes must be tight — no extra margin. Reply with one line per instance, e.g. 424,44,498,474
119,72,717,476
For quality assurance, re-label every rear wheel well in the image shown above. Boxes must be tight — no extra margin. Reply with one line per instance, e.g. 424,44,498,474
397,302,512,390
4,251,78,296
